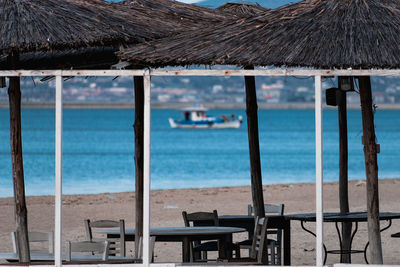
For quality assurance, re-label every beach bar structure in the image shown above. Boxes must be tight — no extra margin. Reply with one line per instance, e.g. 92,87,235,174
2,67,400,267
2,0,400,266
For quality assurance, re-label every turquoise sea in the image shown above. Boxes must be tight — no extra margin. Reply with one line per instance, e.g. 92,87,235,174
0,108,399,197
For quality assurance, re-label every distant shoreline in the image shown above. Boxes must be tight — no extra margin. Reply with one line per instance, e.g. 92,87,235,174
2,102,400,110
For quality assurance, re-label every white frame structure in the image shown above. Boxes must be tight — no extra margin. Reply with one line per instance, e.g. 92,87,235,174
3,68,400,267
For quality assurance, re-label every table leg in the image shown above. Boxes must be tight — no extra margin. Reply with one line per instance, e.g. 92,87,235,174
218,234,232,259
182,237,191,262
283,220,291,266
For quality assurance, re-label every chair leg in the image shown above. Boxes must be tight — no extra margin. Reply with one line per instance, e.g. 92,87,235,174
269,242,276,265
235,246,241,258
276,243,281,265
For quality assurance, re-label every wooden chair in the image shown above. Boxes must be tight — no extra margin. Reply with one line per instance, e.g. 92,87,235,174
182,210,219,262
66,240,109,261
247,204,284,264
11,231,54,254
218,216,269,264
84,219,125,256
136,236,156,262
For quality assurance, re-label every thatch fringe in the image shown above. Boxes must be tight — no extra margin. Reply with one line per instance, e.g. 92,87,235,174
118,0,400,69
120,0,227,28
217,3,269,17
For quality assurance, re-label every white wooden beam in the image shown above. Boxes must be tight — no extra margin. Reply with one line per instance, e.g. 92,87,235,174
55,75,63,267
315,75,324,267
142,70,151,267
0,69,400,77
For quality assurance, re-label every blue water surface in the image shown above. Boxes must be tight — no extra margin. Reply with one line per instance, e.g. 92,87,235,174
0,109,399,197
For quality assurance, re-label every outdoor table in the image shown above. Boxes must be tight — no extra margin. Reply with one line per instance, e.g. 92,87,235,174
285,211,400,264
218,215,291,266
98,226,246,262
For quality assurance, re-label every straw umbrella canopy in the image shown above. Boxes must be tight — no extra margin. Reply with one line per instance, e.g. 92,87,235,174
118,0,400,68
217,3,270,17
118,0,400,263
120,0,227,29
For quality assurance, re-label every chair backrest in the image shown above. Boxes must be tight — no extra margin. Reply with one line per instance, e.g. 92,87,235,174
84,219,125,256
182,210,219,227
136,236,156,261
11,231,54,254
250,216,268,264
248,204,284,216
66,240,109,261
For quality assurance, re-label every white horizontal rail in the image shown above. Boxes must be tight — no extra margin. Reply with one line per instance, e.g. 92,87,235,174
0,69,400,77
0,264,174,267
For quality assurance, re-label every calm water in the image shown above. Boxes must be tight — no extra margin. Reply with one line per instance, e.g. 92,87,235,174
0,109,399,197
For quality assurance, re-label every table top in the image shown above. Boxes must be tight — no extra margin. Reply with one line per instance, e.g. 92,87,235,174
286,211,400,222
97,226,246,236
219,215,283,220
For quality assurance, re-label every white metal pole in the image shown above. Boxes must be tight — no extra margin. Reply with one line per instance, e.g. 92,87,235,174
315,75,324,267
55,75,63,267
143,70,151,267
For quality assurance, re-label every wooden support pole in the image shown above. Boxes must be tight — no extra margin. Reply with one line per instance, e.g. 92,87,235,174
244,66,265,218
337,78,352,263
358,76,383,264
133,76,144,258
8,53,30,263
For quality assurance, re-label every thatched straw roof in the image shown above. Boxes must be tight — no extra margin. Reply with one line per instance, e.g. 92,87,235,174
217,3,269,17
0,0,179,56
120,0,227,28
118,0,400,69
0,47,119,70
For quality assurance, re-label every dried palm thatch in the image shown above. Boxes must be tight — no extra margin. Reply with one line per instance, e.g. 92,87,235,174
118,0,400,69
120,0,227,28
0,0,179,55
217,3,269,17
0,47,119,70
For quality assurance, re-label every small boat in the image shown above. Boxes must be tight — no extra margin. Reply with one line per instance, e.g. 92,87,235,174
169,107,243,129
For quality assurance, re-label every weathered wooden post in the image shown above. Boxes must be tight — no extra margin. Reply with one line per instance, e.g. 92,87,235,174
244,66,265,218
7,53,30,262
133,76,144,258
358,76,382,264
337,77,352,263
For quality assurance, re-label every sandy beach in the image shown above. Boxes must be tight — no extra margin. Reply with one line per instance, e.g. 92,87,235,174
1,178,400,265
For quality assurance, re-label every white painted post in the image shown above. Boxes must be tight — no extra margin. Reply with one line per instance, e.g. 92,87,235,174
55,75,63,267
315,75,324,267
143,70,151,267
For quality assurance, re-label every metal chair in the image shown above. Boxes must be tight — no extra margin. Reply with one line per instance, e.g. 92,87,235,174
182,210,219,262
246,203,285,264
84,219,126,256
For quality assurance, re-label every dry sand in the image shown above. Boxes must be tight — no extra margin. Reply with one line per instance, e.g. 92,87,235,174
1,179,400,265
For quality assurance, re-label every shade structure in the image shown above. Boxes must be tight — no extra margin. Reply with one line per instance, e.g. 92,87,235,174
118,0,400,69
217,3,270,17
0,0,228,69
0,0,184,56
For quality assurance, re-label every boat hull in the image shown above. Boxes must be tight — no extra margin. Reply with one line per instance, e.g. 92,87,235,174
169,118,241,129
